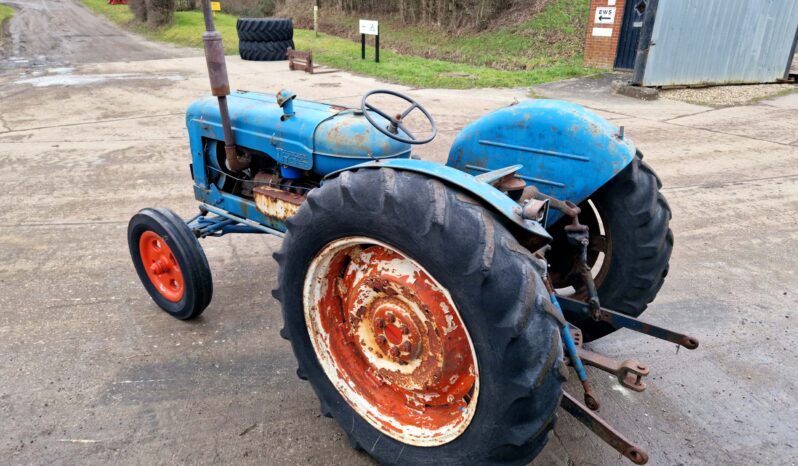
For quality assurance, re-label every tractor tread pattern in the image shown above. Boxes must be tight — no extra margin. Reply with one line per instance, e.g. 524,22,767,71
272,168,564,465
236,17,293,42
239,40,294,61
579,154,673,340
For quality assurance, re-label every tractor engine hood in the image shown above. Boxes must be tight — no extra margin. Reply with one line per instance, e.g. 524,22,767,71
186,90,412,176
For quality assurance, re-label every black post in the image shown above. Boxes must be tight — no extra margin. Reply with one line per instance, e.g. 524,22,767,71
375,34,379,63
361,33,366,59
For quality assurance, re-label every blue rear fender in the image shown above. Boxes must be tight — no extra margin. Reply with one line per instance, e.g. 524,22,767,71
446,100,637,223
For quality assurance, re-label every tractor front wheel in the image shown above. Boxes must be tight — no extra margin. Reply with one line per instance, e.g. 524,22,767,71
273,169,565,465
128,208,213,320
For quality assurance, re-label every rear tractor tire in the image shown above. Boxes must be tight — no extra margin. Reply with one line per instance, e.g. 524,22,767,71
128,208,213,320
273,169,565,465
239,40,295,61
550,154,673,341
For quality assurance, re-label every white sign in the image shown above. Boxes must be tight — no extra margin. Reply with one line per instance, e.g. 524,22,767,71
595,7,616,24
359,20,379,36
592,27,613,37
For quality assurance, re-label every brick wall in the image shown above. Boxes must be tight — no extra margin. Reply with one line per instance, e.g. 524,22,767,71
584,0,626,68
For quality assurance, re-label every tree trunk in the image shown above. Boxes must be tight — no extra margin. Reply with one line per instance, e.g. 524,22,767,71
129,0,147,23
147,0,176,28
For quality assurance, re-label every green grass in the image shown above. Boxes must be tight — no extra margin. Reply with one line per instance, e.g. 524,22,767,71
80,0,596,89
0,4,15,24
81,0,240,53
318,0,592,72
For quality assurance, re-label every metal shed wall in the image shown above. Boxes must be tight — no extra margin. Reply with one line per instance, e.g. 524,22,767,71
634,0,798,87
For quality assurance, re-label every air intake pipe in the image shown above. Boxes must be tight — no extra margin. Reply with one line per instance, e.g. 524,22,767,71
200,0,249,172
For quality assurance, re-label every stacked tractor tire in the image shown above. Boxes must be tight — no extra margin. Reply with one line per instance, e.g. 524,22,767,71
237,18,295,61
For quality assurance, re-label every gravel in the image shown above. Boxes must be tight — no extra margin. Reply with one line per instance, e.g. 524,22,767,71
660,83,796,107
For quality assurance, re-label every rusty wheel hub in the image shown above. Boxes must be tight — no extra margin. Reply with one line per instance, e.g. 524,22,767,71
303,237,479,446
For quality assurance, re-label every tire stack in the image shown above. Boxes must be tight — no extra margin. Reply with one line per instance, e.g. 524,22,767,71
236,18,295,61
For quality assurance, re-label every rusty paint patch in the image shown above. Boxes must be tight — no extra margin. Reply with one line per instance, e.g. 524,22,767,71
303,237,479,447
253,185,304,221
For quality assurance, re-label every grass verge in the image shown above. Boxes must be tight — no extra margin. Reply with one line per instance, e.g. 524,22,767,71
0,4,14,25
80,0,596,88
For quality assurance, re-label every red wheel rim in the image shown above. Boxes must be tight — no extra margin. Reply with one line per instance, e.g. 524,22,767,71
303,237,479,446
139,231,184,302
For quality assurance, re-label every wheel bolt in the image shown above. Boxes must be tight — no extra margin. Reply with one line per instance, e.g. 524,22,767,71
386,312,396,323
375,318,386,329
376,335,387,345
400,342,411,353
150,259,168,275
401,325,409,335
389,347,401,357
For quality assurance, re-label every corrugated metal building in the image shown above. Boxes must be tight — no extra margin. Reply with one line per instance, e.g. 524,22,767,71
632,0,798,87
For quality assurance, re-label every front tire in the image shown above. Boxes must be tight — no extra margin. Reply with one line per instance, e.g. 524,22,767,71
128,208,213,320
273,169,565,465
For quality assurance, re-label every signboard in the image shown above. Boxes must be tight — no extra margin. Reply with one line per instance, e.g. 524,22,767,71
594,7,615,24
359,20,379,36
210,1,221,11
592,27,613,37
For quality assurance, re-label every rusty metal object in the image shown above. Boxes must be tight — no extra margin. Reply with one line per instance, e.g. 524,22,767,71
288,49,314,73
521,198,550,223
253,185,304,221
199,0,249,172
595,307,700,350
578,348,650,392
544,277,599,411
560,391,649,465
557,297,700,350
519,185,581,218
497,173,526,192
565,215,601,311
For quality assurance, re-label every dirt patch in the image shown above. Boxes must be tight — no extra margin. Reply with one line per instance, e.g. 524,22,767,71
487,0,551,30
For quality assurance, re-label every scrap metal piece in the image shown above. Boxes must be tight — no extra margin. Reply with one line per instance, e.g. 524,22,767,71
560,391,649,465
578,348,650,392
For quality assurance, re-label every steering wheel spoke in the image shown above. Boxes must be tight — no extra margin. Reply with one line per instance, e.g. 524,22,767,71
397,122,416,141
361,90,437,145
365,102,398,125
400,103,418,119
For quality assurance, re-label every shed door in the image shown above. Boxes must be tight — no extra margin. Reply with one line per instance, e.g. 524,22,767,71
615,0,648,69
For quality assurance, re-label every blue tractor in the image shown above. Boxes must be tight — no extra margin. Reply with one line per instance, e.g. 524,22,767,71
127,3,697,464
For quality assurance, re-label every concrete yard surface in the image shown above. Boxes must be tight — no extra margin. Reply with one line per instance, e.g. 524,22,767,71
1,1,797,465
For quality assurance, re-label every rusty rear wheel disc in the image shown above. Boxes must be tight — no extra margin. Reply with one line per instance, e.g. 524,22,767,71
139,230,184,302
303,237,479,447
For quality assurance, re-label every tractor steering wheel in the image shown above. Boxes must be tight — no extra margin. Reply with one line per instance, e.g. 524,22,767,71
361,90,437,145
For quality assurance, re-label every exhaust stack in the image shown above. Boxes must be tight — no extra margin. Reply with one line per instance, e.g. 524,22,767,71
200,0,249,172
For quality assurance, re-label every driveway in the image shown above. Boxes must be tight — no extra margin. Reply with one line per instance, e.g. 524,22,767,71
1,1,797,465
